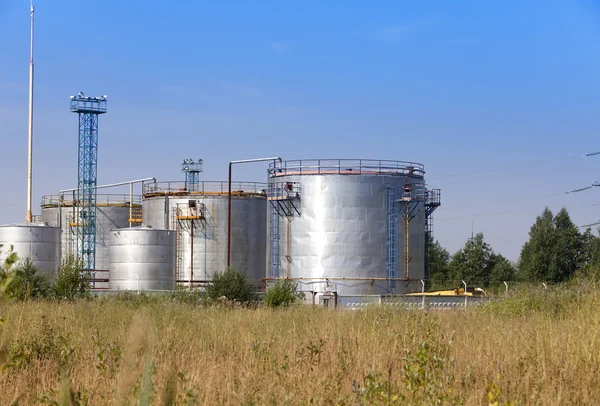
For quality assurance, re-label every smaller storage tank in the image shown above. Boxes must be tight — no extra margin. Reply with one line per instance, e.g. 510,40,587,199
109,226,176,291
41,194,142,274
0,223,61,276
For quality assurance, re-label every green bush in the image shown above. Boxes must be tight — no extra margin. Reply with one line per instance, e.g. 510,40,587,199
0,244,18,297
5,258,50,301
167,286,208,305
52,255,90,301
264,279,303,308
206,268,255,303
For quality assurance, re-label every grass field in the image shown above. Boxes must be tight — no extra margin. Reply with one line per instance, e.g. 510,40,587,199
1,281,599,405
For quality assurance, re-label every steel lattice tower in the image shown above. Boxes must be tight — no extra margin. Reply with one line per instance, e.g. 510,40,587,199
70,92,107,271
181,159,203,191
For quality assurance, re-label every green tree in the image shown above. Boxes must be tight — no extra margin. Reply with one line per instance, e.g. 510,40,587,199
578,227,600,277
4,258,50,301
427,240,451,289
550,208,582,281
0,244,18,297
518,207,555,282
265,279,304,308
519,207,582,283
52,255,90,300
489,255,516,287
206,268,256,303
448,233,497,287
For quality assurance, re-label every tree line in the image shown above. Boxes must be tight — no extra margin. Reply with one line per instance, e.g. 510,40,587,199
428,207,600,288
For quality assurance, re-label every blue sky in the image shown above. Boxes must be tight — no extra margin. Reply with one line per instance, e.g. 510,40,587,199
1,0,599,261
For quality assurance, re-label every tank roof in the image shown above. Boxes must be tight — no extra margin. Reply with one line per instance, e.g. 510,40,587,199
0,222,58,228
41,194,142,208
143,181,267,198
111,225,170,232
268,159,425,178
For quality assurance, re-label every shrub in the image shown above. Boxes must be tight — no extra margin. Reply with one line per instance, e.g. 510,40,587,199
4,258,50,301
52,255,90,300
167,286,207,305
0,244,18,297
205,268,255,303
264,279,303,308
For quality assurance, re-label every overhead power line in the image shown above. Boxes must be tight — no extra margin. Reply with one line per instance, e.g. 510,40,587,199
429,150,599,181
442,192,564,212
566,181,600,194
567,186,593,194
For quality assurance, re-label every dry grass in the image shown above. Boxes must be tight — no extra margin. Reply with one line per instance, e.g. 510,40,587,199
0,283,599,405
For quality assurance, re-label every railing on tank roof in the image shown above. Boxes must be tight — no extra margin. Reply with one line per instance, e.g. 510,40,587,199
41,194,142,207
405,183,427,201
426,189,441,206
142,181,268,195
268,159,425,177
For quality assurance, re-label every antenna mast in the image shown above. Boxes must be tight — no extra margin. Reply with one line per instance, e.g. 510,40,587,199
26,1,34,222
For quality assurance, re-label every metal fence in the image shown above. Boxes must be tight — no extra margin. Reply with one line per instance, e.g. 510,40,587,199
304,292,489,310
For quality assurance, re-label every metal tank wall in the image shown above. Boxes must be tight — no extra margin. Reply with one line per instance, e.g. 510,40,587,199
109,227,176,291
142,182,267,285
267,160,427,296
0,223,61,276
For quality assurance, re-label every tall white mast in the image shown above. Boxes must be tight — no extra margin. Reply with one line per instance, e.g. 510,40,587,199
26,1,34,222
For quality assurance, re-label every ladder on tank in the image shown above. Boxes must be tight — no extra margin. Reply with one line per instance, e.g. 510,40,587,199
171,209,183,284
424,189,441,284
172,201,206,287
128,205,143,226
268,182,301,278
66,213,78,260
387,183,425,293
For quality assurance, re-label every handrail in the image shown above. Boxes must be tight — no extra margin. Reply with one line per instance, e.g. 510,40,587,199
59,177,155,193
268,159,425,177
143,181,268,195
41,194,142,207
426,189,441,205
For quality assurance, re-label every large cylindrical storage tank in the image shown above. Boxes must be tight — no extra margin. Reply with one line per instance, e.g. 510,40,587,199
41,194,141,287
109,226,176,290
142,181,267,286
0,223,61,276
267,159,429,296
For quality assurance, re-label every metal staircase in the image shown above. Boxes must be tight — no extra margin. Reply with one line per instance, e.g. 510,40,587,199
424,189,441,284
387,183,426,292
268,182,301,278
128,205,143,225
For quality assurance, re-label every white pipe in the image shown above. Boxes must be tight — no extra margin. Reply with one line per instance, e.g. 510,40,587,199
230,157,282,165
504,281,508,297
59,177,155,193
129,182,133,228
25,1,34,223
462,280,467,309
420,279,425,309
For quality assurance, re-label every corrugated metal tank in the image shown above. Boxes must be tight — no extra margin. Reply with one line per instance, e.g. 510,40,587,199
142,181,267,286
267,159,428,296
109,226,176,291
0,223,61,276
40,194,141,272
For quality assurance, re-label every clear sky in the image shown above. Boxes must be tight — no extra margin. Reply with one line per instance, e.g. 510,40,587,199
1,0,599,261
